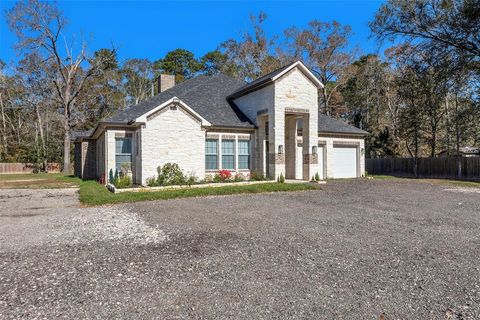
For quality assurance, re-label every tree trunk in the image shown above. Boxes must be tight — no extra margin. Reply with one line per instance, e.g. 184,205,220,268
445,93,450,156
63,121,70,174
321,86,329,115
412,96,419,178
0,93,7,161
454,93,461,178
35,104,47,172
430,126,436,158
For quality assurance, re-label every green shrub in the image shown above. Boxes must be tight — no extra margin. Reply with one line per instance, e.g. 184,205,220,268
145,176,158,187
213,173,222,183
278,172,285,183
115,175,132,189
249,172,265,181
315,172,320,181
234,173,245,182
109,169,114,184
157,163,187,186
113,170,119,186
186,172,197,186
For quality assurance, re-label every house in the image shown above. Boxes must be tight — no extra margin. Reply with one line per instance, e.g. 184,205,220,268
73,61,368,185
438,147,480,158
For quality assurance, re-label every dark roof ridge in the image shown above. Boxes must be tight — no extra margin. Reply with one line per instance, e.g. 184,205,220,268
227,60,324,100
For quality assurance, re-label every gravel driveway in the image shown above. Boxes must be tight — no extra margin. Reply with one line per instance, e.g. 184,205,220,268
1,179,479,319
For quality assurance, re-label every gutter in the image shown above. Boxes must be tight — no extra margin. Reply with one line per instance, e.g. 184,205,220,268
318,131,370,137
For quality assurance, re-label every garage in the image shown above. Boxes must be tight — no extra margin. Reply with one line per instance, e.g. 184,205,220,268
331,146,358,178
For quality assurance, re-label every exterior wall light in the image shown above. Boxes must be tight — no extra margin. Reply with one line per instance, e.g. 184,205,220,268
278,145,284,154
361,148,365,156
312,145,318,155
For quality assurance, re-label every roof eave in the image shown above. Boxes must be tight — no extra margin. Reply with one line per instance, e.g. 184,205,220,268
226,78,272,101
207,124,256,131
318,130,370,137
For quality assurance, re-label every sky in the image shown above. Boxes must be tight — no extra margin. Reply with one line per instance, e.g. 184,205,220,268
0,0,385,66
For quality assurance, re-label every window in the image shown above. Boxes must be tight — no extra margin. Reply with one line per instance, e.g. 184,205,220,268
238,140,250,170
205,139,218,170
222,139,235,170
115,137,132,171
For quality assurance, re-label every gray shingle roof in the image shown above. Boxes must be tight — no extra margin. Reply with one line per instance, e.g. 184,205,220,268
318,113,369,135
227,61,298,99
71,129,94,141
105,74,253,128
100,64,367,136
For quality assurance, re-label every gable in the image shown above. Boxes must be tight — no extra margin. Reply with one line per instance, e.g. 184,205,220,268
275,67,318,113
136,97,211,127
145,103,203,130
228,61,323,101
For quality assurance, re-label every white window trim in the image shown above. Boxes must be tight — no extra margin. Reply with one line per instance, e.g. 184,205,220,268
221,138,236,171
205,138,219,170
205,133,251,172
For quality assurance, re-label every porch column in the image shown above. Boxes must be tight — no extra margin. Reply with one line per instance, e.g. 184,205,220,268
256,116,267,177
270,110,285,180
285,116,298,179
302,113,318,180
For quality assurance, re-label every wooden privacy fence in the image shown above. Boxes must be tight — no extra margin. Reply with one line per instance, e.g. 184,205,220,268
366,157,480,181
0,163,61,174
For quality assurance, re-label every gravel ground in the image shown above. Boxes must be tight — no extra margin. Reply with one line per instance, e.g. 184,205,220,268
1,180,479,319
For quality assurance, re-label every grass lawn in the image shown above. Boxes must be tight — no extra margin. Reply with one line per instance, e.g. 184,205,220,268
78,180,318,206
0,173,318,206
369,175,480,188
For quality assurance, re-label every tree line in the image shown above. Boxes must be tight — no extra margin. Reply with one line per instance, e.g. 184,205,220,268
0,0,479,172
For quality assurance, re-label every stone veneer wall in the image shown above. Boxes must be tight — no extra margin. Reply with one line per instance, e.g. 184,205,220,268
274,68,319,180
140,105,206,185
233,85,274,126
73,140,97,180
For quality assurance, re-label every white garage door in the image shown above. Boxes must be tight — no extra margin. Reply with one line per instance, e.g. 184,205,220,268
332,146,357,178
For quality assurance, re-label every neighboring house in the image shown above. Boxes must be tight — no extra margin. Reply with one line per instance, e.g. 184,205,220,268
438,146,480,157
74,61,368,185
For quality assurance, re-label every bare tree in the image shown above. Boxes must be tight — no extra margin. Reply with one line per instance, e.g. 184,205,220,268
220,12,281,81
122,59,154,105
7,0,115,172
284,20,357,115
0,61,8,160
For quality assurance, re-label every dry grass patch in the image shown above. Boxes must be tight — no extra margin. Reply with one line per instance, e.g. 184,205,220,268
0,173,80,189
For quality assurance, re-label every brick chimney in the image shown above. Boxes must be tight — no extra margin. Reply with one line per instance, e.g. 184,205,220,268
157,74,175,93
